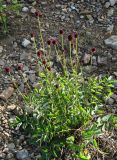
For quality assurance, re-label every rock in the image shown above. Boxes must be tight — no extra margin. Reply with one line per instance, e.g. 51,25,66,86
70,5,76,10
22,39,31,48
20,52,30,61
106,97,114,105
109,0,116,6
82,53,91,64
29,73,36,83
105,2,110,8
6,153,14,159
22,7,29,12
107,8,114,17
0,59,5,66
104,35,117,50
86,15,94,24
0,153,6,159
30,8,36,14
97,56,107,65
113,72,117,77
92,56,97,66
111,94,117,102
0,87,14,101
7,104,16,111
107,24,114,34
0,46,3,53
7,143,15,150
16,149,29,160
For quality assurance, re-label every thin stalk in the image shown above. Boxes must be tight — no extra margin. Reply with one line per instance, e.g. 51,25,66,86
69,41,73,72
61,35,64,50
75,37,79,74
55,45,66,75
37,17,44,49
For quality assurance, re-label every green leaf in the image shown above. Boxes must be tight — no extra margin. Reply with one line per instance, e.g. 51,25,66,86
102,114,111,122
66,136,75,144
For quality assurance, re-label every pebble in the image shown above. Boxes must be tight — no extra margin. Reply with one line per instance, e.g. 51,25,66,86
7,143,15,150
106,97,114,105
107,8,114,17
107,24,114,34
22,39,31,48
6,152,14,159
16,149,29,160
22,7,29,13
7,104,16,111
0,87,14,101
104,35,117,50
82,53,91,64
28,73,36,83
105,2,110,8
109,0,116,6
0,46,3,53
30,7,36,14
97,56,107,65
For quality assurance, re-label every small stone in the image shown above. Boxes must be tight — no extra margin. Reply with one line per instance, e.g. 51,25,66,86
92,56,97,66
109,0,116,6
22,39,31,48
0,153,6,159
19,135,25,141
16,149,29,160
7,104,16,111
105,2,110,8
0,87,14,101
107,25,114,34
82,53,91,64
0,59,4,66
106,97,114,105
41,1,47,5
107,8,114,17
104,35,117,50
0,46,3,53
7,143,15,150
111,94,117,102
71,5,76,10
86,15,94,23
6,153,14,159
22,7,29,12
113,72,117,77
97,56,107,65
30,8,36,14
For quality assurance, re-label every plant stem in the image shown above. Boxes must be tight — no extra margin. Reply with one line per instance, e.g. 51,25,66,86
37,17,44,49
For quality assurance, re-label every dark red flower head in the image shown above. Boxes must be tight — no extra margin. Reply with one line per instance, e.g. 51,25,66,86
52,39,57,45
91,48,96,53
35,11,42,17
42,60,46,65
31,32,35,38
59,29,64,35
74,32,78,38
4,67,11,73
37,50,43,58
47,39,51,46
18,63,23,70
68,35,72,41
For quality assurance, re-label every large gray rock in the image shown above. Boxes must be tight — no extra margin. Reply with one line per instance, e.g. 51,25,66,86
16,149,29,160
109,0,117,6
104,35,117,50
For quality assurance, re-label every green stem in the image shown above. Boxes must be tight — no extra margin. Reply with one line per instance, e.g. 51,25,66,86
37,17,44,49
69,41,73,72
